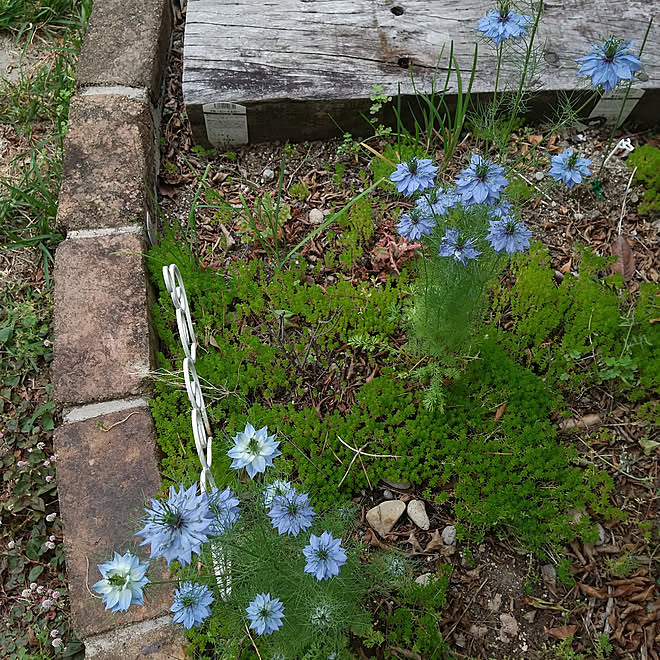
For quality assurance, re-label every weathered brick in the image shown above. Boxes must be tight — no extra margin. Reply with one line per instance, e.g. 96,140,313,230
53,233,154,407
56,94,154,232
76,0,172,98
54,407,171,638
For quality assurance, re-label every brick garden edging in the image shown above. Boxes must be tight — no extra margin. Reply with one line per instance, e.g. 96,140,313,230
52,0,186,657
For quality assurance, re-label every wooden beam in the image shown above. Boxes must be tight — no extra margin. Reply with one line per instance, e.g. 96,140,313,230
183,0,659,145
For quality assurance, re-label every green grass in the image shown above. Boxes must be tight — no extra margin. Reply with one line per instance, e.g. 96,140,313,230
0,1,90,657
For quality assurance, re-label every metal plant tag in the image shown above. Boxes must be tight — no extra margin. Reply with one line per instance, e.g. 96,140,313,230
203,102,248,146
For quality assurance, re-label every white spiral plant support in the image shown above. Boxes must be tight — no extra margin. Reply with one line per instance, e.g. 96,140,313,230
162,264,230,595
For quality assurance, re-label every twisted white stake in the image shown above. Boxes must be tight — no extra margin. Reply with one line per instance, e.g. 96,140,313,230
162,264,229,594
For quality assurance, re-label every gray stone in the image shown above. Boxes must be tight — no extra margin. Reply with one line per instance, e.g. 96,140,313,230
366,500,406,537
381,478,411,490
76,0,172,98
441,525,457,546
406,500,430,530
56,95,154,232
534,170,545,181
308,208,324,224
53,233,154,406
262,167,275,182
498,614,519,643
414,572,437,586
382,488,394,500
596,522,607,546
54,407,172,638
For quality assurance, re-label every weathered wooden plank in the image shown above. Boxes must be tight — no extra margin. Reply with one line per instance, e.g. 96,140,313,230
183,0,659,144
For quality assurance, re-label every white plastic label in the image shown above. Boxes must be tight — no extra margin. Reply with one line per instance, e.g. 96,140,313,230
203,102,248,146
589,88,644,127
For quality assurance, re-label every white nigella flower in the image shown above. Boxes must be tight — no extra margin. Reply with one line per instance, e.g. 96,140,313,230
93,551,150,612
227,423,281,479
263,479,292,507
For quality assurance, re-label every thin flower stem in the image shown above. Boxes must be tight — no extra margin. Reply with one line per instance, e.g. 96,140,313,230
506,0,543,136
595,16,654,183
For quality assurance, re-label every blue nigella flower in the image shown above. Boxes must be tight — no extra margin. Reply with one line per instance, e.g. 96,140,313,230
207,487,240,535
438,228,482,265
477,6,532,45
136,483,213,566
415,187,461,220
246,593,285,635
455,154,508,206
397,210,435,241
227,422,281,479
303,531,348,581
389,157,438,196
486,218,532,254
576,37,643,94
263,479,292,507
171,582,214,629
548,149,592,189
93,551,149,612
486,200,514,221
268,488,315,536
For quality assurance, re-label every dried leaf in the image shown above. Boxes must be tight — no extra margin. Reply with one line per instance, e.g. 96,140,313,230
406,531,424,553
546,625,578,640
494,402,508,422
158,180,178,199
528,134,543,146
560,414,601,431
560,258,572,274
425,529,444,552
579,583,608,599
611,236,636,280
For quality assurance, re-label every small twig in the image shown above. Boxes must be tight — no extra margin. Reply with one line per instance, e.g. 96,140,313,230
336,435,404,459
97,411,140,432
85,556,102,599
244,624,262,659
360,141,396,167
618,166,637,235
446,578,489,637
337,451,361,489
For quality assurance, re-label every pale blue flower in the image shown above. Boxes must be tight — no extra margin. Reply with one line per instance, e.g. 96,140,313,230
171,582,214,629
486,218,532,254
303,531,347,581
455,154,508,206
415,187,461,220
438,228,482,265
228,422,281,479
264,479,292,507
93,551,149,612
487,200,514,221
477,7,532,45
397,211,435,241
576,38,643,94
136,483,213,566
208,487,240,535
389,157,438,196
548,149,592,189
246,593,285,635
268,488,315,536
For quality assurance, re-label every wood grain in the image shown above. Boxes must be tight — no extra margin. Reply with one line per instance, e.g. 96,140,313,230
182,0,659,143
